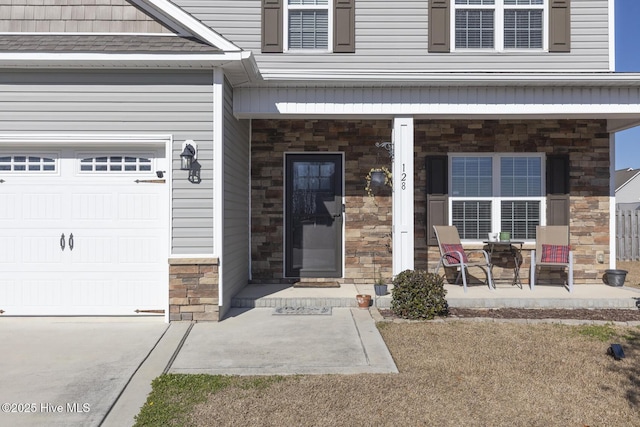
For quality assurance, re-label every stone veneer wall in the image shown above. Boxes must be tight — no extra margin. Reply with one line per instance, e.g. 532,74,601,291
169,258,219,321
251,119,610,287
251,119,393,285
414,119,611,285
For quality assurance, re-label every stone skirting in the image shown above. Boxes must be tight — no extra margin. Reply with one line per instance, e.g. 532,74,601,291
169,258,219,321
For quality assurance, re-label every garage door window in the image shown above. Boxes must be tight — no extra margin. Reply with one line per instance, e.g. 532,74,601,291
79,155,152,173
0,155,57,172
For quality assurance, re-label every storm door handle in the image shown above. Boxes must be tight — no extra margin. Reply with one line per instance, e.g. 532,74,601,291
60,233,66,251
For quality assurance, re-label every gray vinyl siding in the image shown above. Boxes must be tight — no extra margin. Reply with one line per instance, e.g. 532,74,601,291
0,70,214,255
175,0,611,72
221,76,251,314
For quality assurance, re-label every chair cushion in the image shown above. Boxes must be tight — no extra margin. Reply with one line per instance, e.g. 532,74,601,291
541,244,570,264
441,243,469,264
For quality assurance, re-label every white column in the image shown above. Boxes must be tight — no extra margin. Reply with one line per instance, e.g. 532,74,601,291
392,117,415,275
609,131,616,268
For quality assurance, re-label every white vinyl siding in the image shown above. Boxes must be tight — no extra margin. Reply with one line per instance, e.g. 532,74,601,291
175,0,611,72
0,70,215,255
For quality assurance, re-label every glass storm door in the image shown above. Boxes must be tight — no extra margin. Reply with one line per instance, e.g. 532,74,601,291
285,154,343,278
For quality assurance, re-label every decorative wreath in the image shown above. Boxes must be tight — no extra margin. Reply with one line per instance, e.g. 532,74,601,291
364,166,392,198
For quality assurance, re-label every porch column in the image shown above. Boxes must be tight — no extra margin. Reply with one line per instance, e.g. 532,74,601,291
392,117,415,275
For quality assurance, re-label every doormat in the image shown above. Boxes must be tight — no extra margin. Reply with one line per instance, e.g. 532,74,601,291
292,281,340,288
273,306,332,315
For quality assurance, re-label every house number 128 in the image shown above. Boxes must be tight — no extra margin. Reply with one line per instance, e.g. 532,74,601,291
401,164,407,190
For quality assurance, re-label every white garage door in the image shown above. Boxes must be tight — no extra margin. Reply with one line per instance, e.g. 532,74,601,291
0,147,169,315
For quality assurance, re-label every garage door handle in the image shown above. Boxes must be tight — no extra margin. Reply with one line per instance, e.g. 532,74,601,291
69,233,74,251
60,233,65,251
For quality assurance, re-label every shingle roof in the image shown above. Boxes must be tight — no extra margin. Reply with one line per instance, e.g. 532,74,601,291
0,34,222,54
615,168,640,191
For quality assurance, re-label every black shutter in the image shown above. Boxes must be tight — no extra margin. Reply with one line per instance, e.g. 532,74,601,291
428,0,450,53
549,0,571,52
334,0,355,53
262,0,283,53
546,154,570,226
426,155,449,246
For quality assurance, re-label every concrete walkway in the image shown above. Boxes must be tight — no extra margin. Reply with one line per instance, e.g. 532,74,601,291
169,307,398,376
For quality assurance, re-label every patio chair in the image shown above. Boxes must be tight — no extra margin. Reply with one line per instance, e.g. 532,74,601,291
530,225,574,293
433,225,494,293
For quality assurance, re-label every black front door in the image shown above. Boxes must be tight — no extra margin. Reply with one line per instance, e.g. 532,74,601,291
285,154,343,278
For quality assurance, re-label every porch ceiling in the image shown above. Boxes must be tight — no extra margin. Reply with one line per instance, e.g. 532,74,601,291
233,73,640,123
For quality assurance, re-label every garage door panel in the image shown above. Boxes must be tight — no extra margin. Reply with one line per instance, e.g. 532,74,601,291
0,194,16,219
118,236,164,264
70,235,116,264
118,193,162,221
22,234,66,264
72,193,116,221
0,146,168,316
23,193,64,220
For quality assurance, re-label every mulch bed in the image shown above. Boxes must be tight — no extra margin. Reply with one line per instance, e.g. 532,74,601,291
379,307,640,322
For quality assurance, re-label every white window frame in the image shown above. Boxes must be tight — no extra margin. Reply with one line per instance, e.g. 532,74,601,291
284,0,333,52
451,0,548,52
448,153,546,243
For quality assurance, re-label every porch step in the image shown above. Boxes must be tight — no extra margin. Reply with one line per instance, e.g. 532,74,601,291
230,283,392,309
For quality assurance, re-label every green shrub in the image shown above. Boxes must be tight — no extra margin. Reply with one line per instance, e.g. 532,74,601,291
391,270,448,320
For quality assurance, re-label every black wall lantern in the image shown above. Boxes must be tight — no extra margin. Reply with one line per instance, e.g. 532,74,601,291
180,140,197,171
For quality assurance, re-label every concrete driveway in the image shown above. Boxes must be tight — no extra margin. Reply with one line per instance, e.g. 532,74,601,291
0,316,167,427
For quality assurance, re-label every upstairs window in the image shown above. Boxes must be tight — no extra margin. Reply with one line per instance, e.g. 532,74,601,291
453,0,545,51
262,0,355,53
286,0,330,50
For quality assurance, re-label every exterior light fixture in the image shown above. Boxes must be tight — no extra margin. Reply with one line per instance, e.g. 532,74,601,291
180,140,197,171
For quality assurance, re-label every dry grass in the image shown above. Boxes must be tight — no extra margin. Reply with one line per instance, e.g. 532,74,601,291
186,322,640,427
617,261,640,289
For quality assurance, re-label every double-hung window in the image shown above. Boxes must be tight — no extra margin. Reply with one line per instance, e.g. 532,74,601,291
450,154,544,241
454,0,545,51
285,0,331,51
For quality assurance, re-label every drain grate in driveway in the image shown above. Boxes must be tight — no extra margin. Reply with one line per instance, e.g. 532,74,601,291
273,306,332,315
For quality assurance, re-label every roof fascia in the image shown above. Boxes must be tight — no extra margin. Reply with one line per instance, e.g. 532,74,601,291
131,0,241,52
247,71,640,87
0,51,248,67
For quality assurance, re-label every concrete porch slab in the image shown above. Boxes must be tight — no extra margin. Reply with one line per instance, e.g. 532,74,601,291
232,282,640,310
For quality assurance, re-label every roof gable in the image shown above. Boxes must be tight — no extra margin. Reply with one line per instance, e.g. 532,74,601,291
0,0,172,34
0,0,241,53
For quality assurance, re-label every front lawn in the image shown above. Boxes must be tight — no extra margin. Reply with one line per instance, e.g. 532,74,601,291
135,321,639,426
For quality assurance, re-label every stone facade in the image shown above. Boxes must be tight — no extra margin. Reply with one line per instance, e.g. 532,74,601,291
252,119,393,285
251,118,611,287
414,119,610,285
169,258,220,321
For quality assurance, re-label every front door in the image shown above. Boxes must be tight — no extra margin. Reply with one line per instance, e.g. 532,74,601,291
285,154,343,278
